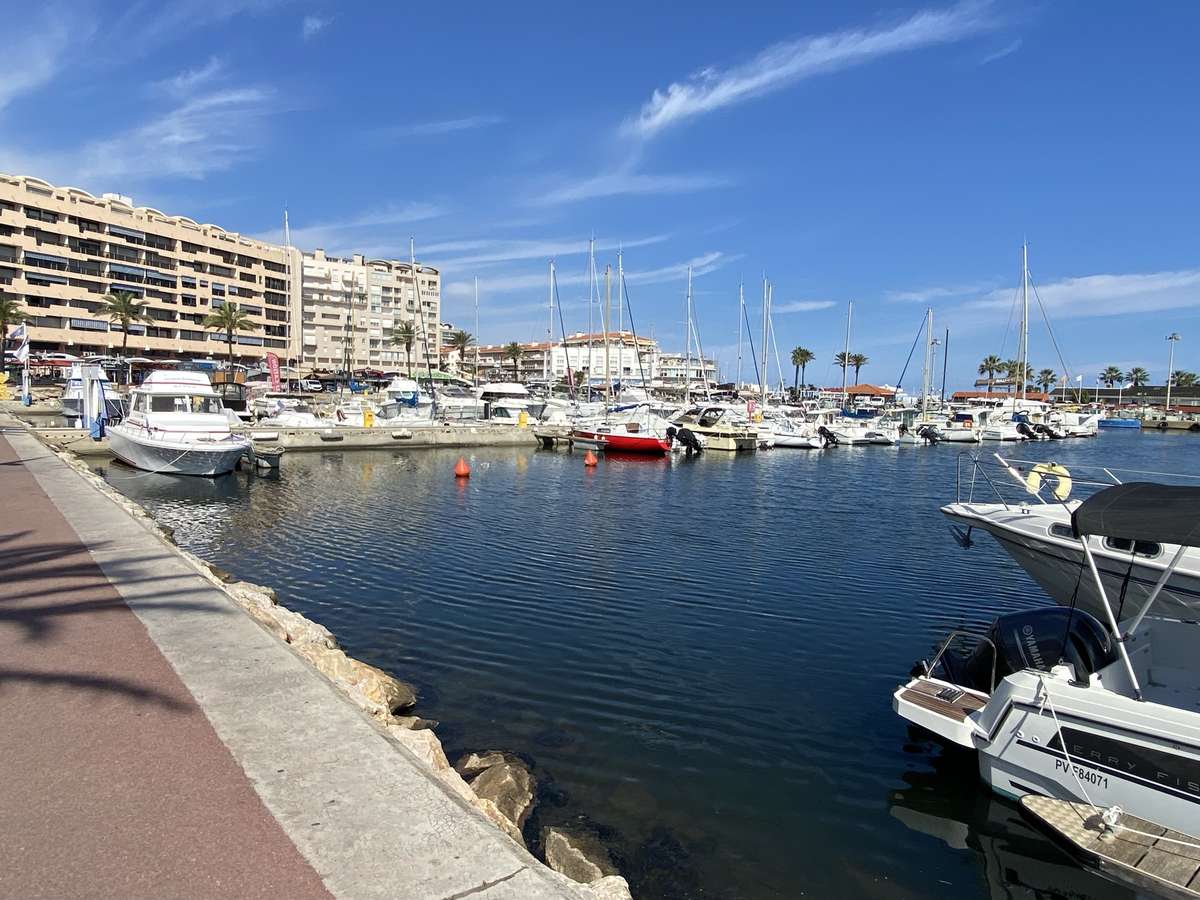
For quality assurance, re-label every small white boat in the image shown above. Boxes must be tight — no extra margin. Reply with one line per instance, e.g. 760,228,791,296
106,371,250,476
62,362,127,424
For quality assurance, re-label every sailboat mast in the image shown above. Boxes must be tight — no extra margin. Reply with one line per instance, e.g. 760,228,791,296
1020,241,1029,402
616,248,624,390
545,261,553,382
604,265,612,406
922,307,933,420
474,276,480,386
587,236,595,393
736,280,744,391
940,329,949,403
760,277,769,409
685,266,693,406
841,301,852,408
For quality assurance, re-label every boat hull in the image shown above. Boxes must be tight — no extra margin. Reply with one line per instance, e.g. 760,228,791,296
571,429,670,455
107,424,250,476
942,504,1200,621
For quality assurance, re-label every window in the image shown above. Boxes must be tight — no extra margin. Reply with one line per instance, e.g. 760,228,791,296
1049,524,1074,539
1104,537,1161,558
150,394,222,414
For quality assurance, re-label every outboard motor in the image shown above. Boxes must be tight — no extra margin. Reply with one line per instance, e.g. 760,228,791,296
675,426,703,455
1016,420,1038,440
817,425,837,446
916,424,940,445
937,607,1117,694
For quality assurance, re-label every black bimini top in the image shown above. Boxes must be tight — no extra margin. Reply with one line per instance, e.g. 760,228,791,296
1072,482,1200,547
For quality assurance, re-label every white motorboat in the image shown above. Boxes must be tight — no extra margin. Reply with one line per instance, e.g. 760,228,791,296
671,405,757,452
769,415,829,449
895,481,1200,849
433,382,486,420
943,455,1200,623
477,382,540,423
106,371,250,476
940,411,983,443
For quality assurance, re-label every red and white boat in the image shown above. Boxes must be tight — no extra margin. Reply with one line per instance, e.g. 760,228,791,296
570,407,673,455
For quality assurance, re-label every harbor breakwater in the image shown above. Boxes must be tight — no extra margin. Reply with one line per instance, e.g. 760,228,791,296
37,430,633,900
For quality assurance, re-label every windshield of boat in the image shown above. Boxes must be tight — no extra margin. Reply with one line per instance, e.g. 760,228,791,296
143,394,223,414
440,386,473,398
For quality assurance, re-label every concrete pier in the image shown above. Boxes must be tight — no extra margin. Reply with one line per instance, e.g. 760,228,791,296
0,427,593,899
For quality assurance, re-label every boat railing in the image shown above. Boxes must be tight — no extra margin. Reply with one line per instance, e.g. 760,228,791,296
954,452,1018,508
923,630,998,694
956,453,1200,507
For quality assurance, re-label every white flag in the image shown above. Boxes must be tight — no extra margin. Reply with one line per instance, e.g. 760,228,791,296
15,340,29,363
8,322,26,343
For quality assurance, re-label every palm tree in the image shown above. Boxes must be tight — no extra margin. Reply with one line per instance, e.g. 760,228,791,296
101,290,154,357
202,303,258,371
978,355,1003,391
389,321,416,373
1100,365,1124,387
1171,370,1198,388
1036,368,1058,394
1125,367,1150,388
0,296,30,377
449,329,473,374
1004,359,1033,392
790,346,815,392
849,352,869,383
502,342,524,382
833,351,850,381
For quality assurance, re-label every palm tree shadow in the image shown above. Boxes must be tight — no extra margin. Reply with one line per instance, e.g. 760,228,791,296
0,667,189,710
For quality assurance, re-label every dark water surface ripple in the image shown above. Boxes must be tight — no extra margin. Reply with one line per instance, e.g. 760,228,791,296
96,430,1195,899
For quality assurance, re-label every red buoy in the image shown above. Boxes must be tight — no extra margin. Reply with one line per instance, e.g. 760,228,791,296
584,450,598,467
454,457,471,478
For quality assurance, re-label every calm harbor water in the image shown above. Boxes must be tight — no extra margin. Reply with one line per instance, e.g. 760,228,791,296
95,430,1193,899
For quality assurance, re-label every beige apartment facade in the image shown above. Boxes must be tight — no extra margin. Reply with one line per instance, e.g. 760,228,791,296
0,173,291,365
297,248,441,374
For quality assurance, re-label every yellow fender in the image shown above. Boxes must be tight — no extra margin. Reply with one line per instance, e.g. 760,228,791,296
1025,462,1071,501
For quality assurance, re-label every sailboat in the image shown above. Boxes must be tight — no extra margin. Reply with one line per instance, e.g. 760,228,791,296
896,308,942,445
569,258,673,455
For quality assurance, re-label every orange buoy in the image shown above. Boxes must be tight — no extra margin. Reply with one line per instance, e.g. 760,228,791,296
583,450,598,467
454,457,471,478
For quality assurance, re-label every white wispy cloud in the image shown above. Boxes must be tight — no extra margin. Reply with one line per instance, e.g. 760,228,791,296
442,251,733,302
301,14,332,40
430,233,671,270
110,0,289,47
150,57,226,98
534,171,732,205
886,279,1001,302
256,202,446,249
0,5,84,112
980,38,1022,65
78,87,278,181
623,0,996,138
964,269,1200,320
384,115,505,137
773,300,838,313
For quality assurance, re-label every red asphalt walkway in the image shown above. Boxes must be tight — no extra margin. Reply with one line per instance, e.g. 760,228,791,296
0,434,331,900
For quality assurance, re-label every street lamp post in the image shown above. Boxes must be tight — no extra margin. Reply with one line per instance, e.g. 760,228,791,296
1165,332,1181,413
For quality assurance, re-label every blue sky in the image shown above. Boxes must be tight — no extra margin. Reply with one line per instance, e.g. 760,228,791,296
1,0,1197,388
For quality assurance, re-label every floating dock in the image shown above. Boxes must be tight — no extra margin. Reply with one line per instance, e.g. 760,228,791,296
1020,794,1200,898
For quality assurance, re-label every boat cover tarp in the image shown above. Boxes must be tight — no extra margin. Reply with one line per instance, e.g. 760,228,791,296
1072,482,1200,547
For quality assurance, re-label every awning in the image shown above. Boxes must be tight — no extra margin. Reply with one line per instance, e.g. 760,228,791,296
109,262,148,276
1072,482,1200,547
107,225,145,240
24,251,68,264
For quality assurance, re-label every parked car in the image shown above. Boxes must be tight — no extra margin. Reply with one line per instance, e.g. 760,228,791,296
299,379,324,392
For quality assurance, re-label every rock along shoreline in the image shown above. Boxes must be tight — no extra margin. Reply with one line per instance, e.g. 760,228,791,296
45,439,633,900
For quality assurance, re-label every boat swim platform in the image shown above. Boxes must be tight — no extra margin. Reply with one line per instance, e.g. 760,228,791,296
1020,794,1200,899
533,427,606,451
0,427,595,899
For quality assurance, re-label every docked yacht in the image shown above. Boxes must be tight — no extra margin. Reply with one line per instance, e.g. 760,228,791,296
671,405,758,452
571,405,674,455
942,456,1200,622
382,376,434,418
940,411,983,443
106,371,250,476
895,482,1200,852
477,382,540,422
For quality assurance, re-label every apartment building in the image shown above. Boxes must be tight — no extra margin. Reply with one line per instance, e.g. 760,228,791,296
0,173,290,364
656,352,719,387
297,248,440,374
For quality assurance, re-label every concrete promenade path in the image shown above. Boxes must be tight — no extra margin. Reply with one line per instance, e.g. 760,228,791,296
0,428,590,900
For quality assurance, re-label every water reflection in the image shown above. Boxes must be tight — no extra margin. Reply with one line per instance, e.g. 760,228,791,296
95,432,1177,899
